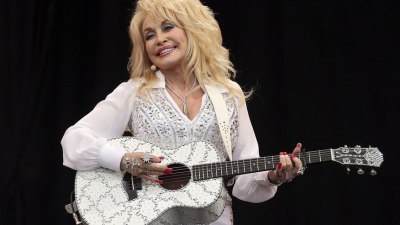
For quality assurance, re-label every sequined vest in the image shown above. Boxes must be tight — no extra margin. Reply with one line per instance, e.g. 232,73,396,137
129,88,238,223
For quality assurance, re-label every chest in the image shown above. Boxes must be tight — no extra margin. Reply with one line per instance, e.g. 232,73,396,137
130,88,239,160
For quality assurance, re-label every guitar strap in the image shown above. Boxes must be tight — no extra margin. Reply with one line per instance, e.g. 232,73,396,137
203,83,232,161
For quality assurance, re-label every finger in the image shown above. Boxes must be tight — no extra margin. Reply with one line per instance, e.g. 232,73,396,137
290,153,303,170
149,155,165,163
280,152,287,171
284,152,293,171
293,143,302,153
140,170,165,176
142,162,168,172
275,162,283,178
136,174,163,184
126,167,143,176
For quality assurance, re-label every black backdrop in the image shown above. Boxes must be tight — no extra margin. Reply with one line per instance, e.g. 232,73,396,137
1,0,399,224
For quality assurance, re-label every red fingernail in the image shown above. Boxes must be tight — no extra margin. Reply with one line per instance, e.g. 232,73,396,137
280,152,284,155
290,153,296,158
164,168,172,174
156,179,163,184
297,144,301,148
277,163,282,169
159,156,165,160
283,152,287,155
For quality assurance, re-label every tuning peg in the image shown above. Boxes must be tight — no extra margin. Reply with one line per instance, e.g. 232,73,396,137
357,168,364,175
370,169,377,176
347,167,350,174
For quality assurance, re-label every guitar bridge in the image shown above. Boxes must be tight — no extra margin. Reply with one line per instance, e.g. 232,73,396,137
123,173,142,190
122,173,141,200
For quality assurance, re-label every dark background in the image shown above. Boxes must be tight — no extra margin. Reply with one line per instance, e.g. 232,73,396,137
1,0,399,224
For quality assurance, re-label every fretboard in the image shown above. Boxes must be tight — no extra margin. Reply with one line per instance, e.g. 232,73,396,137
192,150,332,181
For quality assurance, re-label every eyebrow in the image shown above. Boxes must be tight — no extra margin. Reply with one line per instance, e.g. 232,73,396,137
143,20,169,34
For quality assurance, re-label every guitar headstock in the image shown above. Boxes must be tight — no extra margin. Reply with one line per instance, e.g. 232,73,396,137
331,145,383,174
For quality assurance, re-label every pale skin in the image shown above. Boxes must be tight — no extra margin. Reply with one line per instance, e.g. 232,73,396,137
120,15,303,184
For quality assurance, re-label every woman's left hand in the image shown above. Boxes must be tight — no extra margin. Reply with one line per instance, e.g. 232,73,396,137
268,143,304,184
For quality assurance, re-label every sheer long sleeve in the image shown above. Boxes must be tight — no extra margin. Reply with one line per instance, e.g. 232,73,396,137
61,80,137,171
231,99,279,203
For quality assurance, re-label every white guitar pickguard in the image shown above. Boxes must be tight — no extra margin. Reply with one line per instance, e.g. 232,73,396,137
75,137,223,225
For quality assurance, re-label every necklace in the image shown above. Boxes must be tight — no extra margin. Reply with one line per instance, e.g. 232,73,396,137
165,77,197,117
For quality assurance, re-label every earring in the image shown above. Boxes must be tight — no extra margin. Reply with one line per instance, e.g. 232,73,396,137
151,65,156,71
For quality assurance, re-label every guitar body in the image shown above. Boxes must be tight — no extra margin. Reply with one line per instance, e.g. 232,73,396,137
74,137,384,225
75,137,225,225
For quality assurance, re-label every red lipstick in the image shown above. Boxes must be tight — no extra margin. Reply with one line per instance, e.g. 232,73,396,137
157,45,176,57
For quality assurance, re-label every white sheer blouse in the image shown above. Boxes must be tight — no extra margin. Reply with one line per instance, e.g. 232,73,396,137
61,71,279,224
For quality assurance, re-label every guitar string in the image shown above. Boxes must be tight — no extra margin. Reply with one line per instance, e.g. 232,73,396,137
161,151,333,171
157,151,335,173
164,156,335,175
142,152,369,184
135,155,336,184
160,154,335,175
152,158,331,184
150,150,355,179
150,148,368,173
162,155,334,177
151,155,334,183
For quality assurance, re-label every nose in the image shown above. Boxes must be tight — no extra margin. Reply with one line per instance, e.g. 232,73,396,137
156,34,167,46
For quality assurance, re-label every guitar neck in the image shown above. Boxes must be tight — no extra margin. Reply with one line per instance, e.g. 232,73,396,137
192,149,332,181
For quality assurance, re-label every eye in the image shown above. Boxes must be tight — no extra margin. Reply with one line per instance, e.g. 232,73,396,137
145,32,155,41
163,24,176,32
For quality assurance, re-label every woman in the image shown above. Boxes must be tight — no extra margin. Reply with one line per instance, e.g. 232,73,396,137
61,0,303,224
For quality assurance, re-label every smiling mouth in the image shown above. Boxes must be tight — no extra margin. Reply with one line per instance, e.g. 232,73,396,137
157,47,176,56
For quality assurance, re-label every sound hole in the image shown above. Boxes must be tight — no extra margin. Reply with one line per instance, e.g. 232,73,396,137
159,163,191,190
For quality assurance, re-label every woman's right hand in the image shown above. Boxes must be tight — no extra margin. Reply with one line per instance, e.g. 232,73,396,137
120,152,172,184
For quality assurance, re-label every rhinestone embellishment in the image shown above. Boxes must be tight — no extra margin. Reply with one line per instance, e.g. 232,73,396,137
141,152,153,163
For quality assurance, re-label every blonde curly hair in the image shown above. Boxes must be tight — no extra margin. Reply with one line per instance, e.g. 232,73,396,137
128,0,249,105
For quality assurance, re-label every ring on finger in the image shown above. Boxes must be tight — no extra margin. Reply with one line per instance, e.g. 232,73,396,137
281,167,286,171
146,170,149,175
296,167,305,175
140,152,154,163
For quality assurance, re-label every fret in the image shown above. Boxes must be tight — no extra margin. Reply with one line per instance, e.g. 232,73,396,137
211,163,213,178
243,160,246,173
192,166,197,180
257,158,259,171
272,156,274,168
202,164,205,180
206,163,209,179
196,166,201,180
250,159,253,172
236,161,239,174
220,163,223,177
231,161,233,175
214,162,217,177
264,157,267,170
214,163,217,178
318,150,321,162
215,162,217,177
308,152,311,164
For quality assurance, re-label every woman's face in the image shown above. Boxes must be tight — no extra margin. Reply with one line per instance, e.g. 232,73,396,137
142,16,188,71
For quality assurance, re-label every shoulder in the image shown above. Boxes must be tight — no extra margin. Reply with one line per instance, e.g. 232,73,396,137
110,79,141,97
215,79,242,94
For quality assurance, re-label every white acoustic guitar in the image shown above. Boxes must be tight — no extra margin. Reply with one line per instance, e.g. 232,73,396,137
74,137,383,225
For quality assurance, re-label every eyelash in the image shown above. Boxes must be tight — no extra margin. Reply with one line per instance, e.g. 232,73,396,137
163,24,175,32
145,24,176,41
